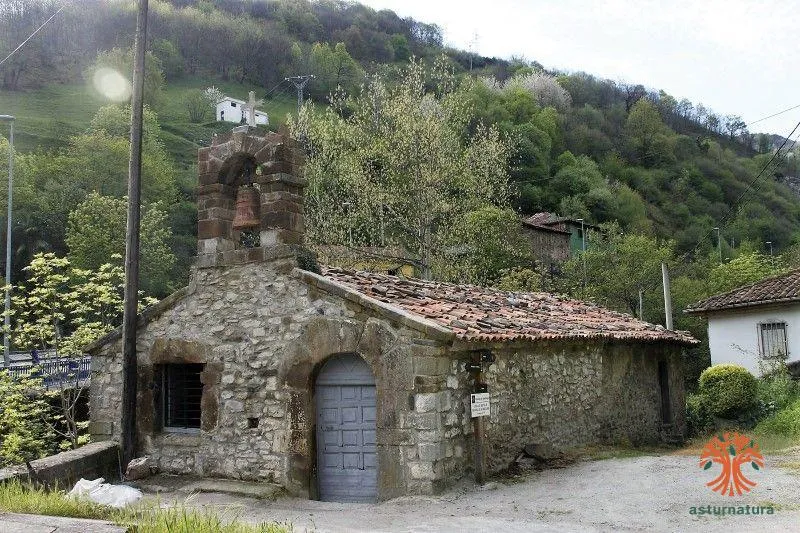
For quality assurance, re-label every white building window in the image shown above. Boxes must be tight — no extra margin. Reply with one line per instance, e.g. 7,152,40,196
759,322,788,360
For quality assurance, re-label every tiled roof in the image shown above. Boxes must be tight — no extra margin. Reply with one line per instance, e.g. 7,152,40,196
685,269,800,314
322,268,697,345
521,214,571,235
524,212,557,226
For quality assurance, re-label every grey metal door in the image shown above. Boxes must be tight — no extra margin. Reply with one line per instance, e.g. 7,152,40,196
315,354,377,503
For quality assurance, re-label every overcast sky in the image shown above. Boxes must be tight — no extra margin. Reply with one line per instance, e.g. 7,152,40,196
359,0,800,137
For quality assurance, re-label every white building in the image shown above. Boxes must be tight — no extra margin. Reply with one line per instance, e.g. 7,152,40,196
686,269,800,376
215,96,269,126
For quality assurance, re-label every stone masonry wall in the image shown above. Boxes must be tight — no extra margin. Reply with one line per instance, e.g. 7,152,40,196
89,259,462,499
435,340,686,477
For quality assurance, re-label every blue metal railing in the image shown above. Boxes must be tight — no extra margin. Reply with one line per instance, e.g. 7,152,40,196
1,350,91,389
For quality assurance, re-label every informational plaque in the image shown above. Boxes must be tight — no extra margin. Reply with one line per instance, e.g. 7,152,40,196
470,392,490,418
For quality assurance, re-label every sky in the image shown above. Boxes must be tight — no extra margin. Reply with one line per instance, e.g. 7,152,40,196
359,0,800,137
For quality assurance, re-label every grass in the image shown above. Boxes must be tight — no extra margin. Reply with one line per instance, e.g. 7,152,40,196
577,444,671,461
0,479,292,532
0,75,298,168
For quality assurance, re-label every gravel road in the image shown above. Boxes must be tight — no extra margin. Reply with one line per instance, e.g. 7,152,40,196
162,450,800,532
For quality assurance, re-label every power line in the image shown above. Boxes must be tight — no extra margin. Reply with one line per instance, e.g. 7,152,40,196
748,104,800,126
0,3,68,68
638,118,800,298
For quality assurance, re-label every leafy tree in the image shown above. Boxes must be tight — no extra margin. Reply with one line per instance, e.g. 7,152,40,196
562,223,674,316
707,252,786,295
66,193,176,297
306,42,364,100
0,371,56,466
625,98,673,166
185,89,210,122
7,253,156,452
293,58,511,279
447,206,533,285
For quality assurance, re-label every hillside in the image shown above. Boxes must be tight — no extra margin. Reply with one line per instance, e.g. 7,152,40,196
1,0,799,297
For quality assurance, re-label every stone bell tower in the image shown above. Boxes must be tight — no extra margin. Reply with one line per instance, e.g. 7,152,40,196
195,127,306,268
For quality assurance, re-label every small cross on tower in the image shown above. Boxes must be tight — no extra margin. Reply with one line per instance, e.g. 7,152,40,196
242,91,264,127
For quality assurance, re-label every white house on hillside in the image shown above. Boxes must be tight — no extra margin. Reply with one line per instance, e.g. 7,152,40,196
685,269,800,376
216,96,269,126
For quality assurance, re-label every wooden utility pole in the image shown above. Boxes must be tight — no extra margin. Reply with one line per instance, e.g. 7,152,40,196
121,0,149,467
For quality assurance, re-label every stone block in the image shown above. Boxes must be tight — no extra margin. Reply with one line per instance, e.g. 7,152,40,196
414,393,439,413
408,461,436,480
417,442,446,461
404,412,440,431
413,356,450,376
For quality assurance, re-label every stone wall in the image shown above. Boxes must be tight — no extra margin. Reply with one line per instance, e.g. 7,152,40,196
521,225,571,266
89,259,460,499
0,441,120,487
436,340,686,476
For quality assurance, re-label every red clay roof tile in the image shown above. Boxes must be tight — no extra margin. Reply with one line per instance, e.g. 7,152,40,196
323,268,697,345
685,268,800,314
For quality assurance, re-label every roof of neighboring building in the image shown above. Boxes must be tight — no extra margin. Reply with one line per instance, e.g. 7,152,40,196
685,269,800,314
521,217,571,235
522,212,599,231
321,267,697,345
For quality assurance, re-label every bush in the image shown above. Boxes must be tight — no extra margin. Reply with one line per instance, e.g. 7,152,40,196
698,364,758,418
754,398,800,438
685,393,714,436
757,365,800,410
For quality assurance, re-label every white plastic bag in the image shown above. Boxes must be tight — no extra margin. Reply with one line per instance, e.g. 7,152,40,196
69,477,143,508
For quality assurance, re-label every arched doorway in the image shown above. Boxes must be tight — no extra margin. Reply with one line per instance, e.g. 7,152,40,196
315,353,377,502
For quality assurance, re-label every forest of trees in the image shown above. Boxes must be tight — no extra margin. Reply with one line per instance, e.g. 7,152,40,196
1,0,800,358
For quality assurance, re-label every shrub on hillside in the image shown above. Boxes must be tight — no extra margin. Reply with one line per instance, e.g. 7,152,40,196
757,364,800,411
698,364,758,418
685,393,714,436
754,398,800,438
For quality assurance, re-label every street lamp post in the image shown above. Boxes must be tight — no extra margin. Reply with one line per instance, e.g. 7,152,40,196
713,227,721,262
766,241,773,256
1,115,14,368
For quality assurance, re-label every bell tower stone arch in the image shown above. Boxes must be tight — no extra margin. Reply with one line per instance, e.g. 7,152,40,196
196,127,306,268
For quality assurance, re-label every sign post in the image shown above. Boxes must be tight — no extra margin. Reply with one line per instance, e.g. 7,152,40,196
470,392,490,417
467,350,495,485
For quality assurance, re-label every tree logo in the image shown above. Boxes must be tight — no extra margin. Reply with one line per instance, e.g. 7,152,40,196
699,432,764,496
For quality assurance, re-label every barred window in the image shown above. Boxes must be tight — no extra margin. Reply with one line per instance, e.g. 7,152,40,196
759,322,788,360
163,364,204,431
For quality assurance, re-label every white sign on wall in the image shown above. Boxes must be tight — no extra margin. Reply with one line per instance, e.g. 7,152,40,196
470,392,490,418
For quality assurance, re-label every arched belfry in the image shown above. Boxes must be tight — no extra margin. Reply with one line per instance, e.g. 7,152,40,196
195,127,306,268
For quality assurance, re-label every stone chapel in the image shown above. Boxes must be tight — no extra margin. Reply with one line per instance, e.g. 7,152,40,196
88,128,696,502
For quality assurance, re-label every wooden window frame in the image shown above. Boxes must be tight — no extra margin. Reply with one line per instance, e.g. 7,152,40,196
758,322,788,360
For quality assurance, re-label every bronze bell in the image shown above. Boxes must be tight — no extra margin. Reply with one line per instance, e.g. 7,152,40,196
232,186,260,230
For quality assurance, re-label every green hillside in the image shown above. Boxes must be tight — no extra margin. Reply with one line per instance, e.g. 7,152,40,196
0,76,297,167
1,0,799,307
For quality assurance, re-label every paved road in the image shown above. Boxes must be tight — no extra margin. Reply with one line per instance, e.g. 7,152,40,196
155,450,800,532
0,513,125,533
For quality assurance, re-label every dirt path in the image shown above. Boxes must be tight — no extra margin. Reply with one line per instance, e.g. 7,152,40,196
158,451,800,532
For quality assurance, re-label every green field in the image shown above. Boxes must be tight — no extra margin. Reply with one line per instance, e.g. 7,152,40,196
0,76,298,168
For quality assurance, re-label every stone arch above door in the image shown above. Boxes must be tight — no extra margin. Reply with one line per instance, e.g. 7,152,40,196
280,316,414,500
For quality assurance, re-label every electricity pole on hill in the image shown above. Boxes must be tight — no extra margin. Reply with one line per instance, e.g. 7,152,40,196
285,75,315,115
